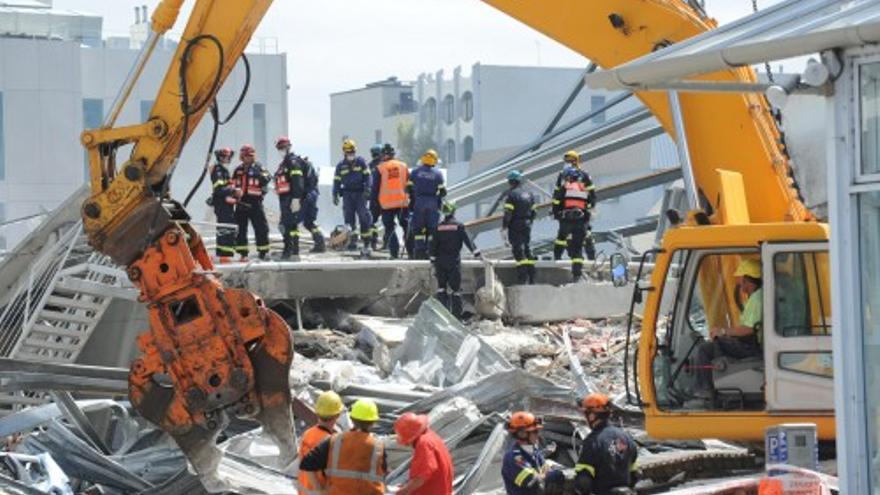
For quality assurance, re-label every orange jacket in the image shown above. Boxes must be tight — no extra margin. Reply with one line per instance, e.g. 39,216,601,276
324,430,386,495
377,160,410,210
298,425,332,495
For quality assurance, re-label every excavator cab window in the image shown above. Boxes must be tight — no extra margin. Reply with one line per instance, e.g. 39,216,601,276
655,249,765,412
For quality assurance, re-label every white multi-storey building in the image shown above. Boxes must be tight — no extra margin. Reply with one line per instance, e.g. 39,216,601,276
0,1,288,251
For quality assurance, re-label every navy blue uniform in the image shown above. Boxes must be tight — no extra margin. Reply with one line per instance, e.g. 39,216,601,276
232,162,271,258
553,166,597,262
274,152,318,256
429,215,477,318
407,165,446,258
299,156,324,251
333,156,373,249
503,185,537,284
501,443,562,495
368,157,383,247
209,163,238,258
574,423,638,495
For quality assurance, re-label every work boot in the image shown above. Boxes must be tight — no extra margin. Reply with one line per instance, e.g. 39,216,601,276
347,233,359,251
388,233,400,259
280,239,292,260
258,251,268,261
290,235,300,256
553,244,565,261
516,265,529,285
585,235,596,261
572,263,583,282
450,292,463,319
310,231,326,253
371,231,379,250
527,264,537,285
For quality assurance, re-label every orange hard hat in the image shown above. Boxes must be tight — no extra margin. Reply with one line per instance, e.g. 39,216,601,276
394,412,429,445
582,393,610,413
507,411,543,433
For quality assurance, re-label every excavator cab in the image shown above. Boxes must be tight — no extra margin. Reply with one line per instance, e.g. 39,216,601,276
628,223,835,441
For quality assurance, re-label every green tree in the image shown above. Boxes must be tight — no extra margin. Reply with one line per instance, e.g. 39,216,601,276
397,120,437,167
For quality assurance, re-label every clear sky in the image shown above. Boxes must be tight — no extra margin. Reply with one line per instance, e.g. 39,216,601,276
54,0,783,164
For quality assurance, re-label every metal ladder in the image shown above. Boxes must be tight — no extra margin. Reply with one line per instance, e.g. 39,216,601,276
0,221,133,411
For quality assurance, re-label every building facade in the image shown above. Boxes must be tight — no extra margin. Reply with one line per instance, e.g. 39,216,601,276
0,2,288,251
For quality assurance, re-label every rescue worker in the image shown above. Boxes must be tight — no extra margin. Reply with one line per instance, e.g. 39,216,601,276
333,139,373,257
297,391,344,495
552,168,591,281
367,144,384,250
274,137,321,259
391,413,454,495
501,170,537,285
208,147,239,263
407,149,446,259
691,259,763,404
430,202,481,319
375,143,412,259
300,398,386,495
232,144,271,260
501,411,564,494
553,151,597,262
574,393,639,495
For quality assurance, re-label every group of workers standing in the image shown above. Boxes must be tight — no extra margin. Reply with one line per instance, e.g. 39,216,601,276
209,139,323,262
294,391,636,495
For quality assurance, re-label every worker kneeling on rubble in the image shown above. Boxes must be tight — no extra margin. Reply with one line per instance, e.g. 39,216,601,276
300,398,386,494
391,412,454,495
297,391,344,495
574,393,639,495
502,411,564,494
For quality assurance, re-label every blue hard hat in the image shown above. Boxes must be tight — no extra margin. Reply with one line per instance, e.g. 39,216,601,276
507,170,524,182
370,144,382,156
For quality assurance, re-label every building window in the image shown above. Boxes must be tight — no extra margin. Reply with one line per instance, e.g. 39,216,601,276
463,136,474,162
861,62,880,178
253,103,267,160
375,129,382,145
82,99,104,182
140,100,154,123
461,91,474,122
591,95,607,124
445,139,456,164
0,92,5,181
443,95,455,125
423,98,436,126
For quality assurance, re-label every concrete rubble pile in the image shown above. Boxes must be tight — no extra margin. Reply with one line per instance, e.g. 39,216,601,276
0,299,836,494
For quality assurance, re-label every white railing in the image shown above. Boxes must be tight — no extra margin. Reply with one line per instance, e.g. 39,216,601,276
0,222,82,357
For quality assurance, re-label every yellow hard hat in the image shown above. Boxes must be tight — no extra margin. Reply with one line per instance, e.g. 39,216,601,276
734,259,762,279
342,139,357,153
564,150,580,164
315,391,344,418
421,149,439,166
349,398,380,422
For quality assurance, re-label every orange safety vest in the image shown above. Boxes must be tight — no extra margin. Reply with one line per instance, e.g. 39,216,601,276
275,173,291,195
324,431,385,495
563,181,588,210
297,425,333,495
377,160,410,210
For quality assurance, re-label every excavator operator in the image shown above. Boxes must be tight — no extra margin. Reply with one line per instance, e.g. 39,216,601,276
691,259,763,405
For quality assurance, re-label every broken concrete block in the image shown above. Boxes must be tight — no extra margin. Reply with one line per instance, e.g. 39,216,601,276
506,282,635,323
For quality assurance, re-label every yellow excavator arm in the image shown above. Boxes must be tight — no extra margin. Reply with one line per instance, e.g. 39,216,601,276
481,0,811,223
81,0,272,265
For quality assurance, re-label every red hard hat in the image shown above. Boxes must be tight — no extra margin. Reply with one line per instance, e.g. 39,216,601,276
394,413,428,445
275,136,291,149
240,144,256,156
582,393,610,413
507,411,543,433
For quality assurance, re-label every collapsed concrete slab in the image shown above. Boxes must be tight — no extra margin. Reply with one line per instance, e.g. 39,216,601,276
505,281,635,323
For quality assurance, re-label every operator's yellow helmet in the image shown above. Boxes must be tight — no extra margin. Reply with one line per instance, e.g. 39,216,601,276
421,149,439,166
564,150,580,165
734,259,762,279
342,139,357,153
350,398,380,422
314,391,344,418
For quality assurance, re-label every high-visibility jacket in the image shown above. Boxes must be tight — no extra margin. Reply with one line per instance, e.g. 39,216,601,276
297,425,333,495
324,431,386,495
563,181,588,210
377,159,410,209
